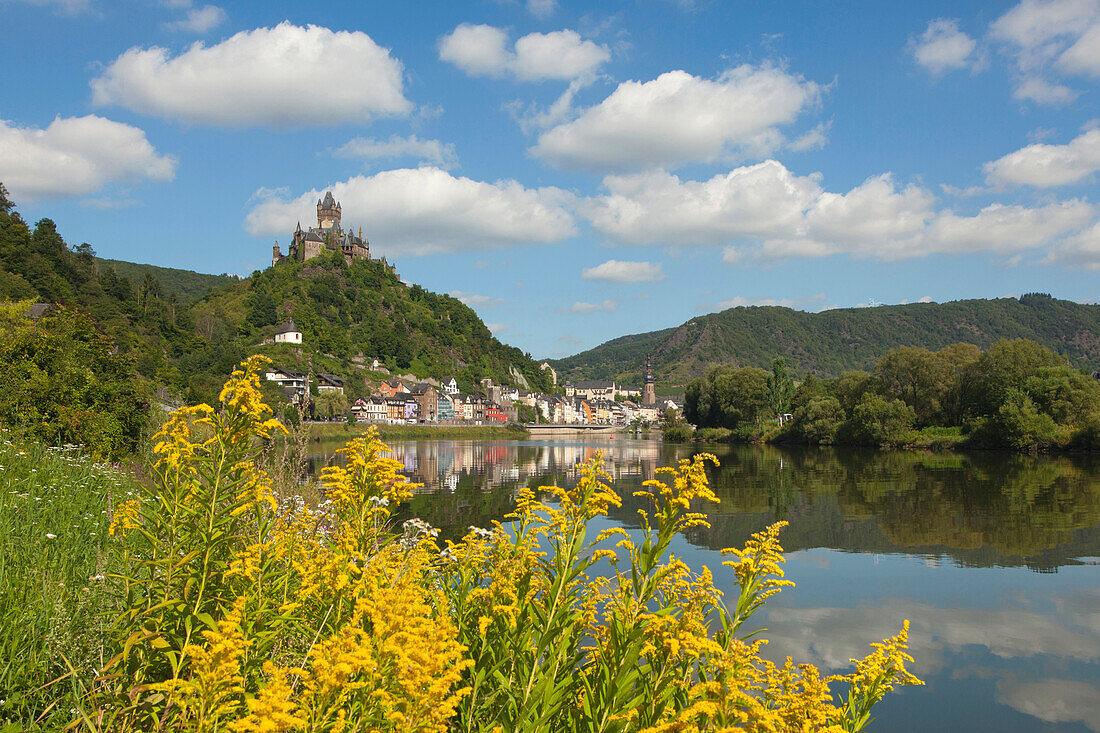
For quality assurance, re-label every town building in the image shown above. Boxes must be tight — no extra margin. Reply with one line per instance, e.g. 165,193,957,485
351,397,387,423
317,373,345,394
378,380,410,399
265,367,307,404
274,319,302,345
643,355,657,405
410,383,439,421
485,403,507,423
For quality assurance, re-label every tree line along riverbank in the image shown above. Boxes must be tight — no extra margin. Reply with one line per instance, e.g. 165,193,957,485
664,338,1100,452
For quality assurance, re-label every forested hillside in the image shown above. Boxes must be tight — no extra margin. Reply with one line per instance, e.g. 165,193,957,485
0,185,551,406
551,295,1100,386
96,257,238,304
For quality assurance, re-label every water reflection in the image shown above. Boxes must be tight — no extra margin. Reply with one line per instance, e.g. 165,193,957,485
310,438,1100,569
308,437,1100,732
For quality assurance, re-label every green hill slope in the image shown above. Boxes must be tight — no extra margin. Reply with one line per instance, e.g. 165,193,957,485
0,187,551,405
550,294,1100,386
186,251,552,401
95,257,238,304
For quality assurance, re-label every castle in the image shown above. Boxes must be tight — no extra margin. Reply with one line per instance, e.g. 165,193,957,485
272,191,385,267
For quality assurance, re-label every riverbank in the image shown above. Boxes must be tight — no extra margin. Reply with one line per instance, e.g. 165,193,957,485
309,422,530,440
665,421,1100,453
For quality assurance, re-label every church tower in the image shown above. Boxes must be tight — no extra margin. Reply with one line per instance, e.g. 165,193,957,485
643,355,656,405
317,191,341,231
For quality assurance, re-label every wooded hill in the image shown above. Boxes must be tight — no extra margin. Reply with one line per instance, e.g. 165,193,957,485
95,257,238,305
0,186,551,407
550,295,1100,387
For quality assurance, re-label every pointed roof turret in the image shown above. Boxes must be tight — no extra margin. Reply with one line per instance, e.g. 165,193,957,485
296,221,302,232
321,191,336,208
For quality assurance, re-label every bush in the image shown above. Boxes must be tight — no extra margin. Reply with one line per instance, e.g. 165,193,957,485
992,389,1061,451
793,395,845,445
844,394,916,447
77,356,920,731
1070,413,1100,450
695,426,732,442
661,422,696,442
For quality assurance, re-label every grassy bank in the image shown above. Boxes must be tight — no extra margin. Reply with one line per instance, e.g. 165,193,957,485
309,422,530,440
0,435,141,729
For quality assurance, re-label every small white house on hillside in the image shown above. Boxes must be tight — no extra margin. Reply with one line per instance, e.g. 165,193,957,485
275,319,302,345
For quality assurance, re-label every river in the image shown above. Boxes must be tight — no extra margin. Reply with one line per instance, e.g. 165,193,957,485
309,435,1100,732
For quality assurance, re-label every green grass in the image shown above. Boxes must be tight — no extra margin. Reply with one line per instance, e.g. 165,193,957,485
0,436,140,729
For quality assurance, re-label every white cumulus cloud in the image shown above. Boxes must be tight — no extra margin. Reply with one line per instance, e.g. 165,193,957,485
1012,76,1080,104
927,199,1095,254
579,159,1099,264
912,19,980,75
335,135,457,168
984,127,1100,187
585,162,822,245
1044,219,1100,267
163,5,225,33
0,114,175,201
531,65,822,171
91,22,411,127
567,299,617,313
244,167,576,256
715,294,826,310
449,291,503,307
580,260,666,283
990,0,1100,103
439,24,609,81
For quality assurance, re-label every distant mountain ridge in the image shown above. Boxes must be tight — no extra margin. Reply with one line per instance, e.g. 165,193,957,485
549,294,1100,386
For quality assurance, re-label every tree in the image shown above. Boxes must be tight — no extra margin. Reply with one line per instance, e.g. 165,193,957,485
874,346,948,426
1023,366,1100,425
765,357,795,419
845,393,915,446
986,388,1060,451
936,342,982,426
967,339,1065,417
313,391,349,421
0,301,147,457
792,395,844,445
828,371,875,414
684,365,769,429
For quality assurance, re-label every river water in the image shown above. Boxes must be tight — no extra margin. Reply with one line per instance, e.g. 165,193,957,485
309,436,1100,732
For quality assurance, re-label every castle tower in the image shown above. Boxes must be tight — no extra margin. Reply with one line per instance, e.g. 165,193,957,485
272,241,282,266
643,354,656,405
317,191,341,231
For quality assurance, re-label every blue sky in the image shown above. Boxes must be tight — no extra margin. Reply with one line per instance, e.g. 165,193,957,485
2,0,1100,358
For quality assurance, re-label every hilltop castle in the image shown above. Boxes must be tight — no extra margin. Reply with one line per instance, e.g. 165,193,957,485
272,192,387,268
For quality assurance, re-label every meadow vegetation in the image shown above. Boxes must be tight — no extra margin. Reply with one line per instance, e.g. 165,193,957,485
1,356,921,731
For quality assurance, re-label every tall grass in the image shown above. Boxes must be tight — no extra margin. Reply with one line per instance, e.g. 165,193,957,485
0,436,141,729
